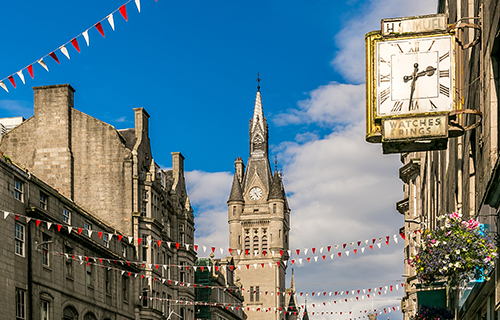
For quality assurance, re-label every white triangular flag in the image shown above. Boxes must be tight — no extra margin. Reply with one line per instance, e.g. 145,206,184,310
135,0,141,12
60,46,70,59
314,256,318,262
361,247,365,253
393,235,398,244
38,59,49,72
68,226,73,234
254,264,257,269
284,261,287,266
345,251,349,256
3,211,9,219
365,240,369,245
0,81,8,92
320,247,324,253
109,234,113,241
203,246,206,252
330,254,334,259
46,222,52,230
298,258,303,264
147,238,152,246
237,265,241,270
304,248,308,255
88,230,93,237
83,30,90,46
186,244,189,250
208,266,211,272
128,236,133,243
288,250,291,256
377,243,381,249
107,14,115,30
220,247,224,254
17,70,25,84
222,265,226,272
167,242,171,248
163,265,167,270
26,217,32,223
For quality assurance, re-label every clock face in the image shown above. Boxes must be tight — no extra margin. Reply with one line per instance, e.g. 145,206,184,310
376,35,453,117
249,187,263,201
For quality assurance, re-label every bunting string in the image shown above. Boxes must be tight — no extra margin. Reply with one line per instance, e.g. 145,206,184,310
0,0,147,92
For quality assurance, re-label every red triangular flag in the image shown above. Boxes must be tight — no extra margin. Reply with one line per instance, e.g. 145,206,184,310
400,232,406,240
312,248,316,254
157,240,162,247
280,250,283,256
307,257,311,263
246,265,249,269
291,259,295,265
327,245,331,252
194,245,198,251
372,238,376,244
36,220,41,227
370,245,373,250
176,243,180,250
343,243,347,249
8,76,16,88
200,266,204,272
138,238,142,245
386,240,389,245
78,228,83,235
338,252,341,257
296,249,300,255
118,235,123,242
57,224,62,232
49,52,60,64
277,261,280,267
322,255,326,260
71,38,80,53
98,231,103,239
119,5,128,21
95,22,105,37
354,249,357,254
229,248,232,255
27,65,34,78
261,263,264,268
211,247,215,253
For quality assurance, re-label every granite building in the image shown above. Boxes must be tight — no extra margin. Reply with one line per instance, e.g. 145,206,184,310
0,84,196,320
397,0,500,319
227,86,291,320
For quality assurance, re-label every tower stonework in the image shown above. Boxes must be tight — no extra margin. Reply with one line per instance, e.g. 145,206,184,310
228,88,291,320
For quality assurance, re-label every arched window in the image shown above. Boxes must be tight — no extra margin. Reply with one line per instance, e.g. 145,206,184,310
83,312,97,320
244,237,250,251
253,236,259,251
63,306,78,320
262,236,268,253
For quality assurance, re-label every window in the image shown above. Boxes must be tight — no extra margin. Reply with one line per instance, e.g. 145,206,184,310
244,237,250,252
142,246,148,262
63,306,77,320
233,206,236,215
256,286,260,301
253,236,259,251
16,288,25,319
167,255,171,279
65,246,73,278
14,178,23,202
273,204,276,213
141,190,148,217
84,221,92,237
142,289,148,307
180,262,186,282
63,209,71,225
238,235,241,245
41,233,51,267
122,245,127,258
122,275,128,302
103,234,109,248
179,224,185,245
86,264,93,287
39,192,48,210
250,286,254,302
105,269,112,295
41,300,49,320
15,222,25,257
262,236,268,253
279,229,282,238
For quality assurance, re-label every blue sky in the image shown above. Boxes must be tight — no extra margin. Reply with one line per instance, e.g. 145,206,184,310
0,0,438,318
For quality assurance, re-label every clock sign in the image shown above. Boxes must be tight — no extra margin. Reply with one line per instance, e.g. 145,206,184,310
376,35,454,117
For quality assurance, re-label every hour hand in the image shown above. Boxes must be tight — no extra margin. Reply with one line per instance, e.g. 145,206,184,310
404,65,436,82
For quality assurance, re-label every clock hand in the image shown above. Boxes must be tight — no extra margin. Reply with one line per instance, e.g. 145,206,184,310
408,63,419,109
404,65,436,82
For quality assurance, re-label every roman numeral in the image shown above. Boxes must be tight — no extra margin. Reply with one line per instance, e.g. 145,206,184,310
391,101,403,112
428,41,436,51
391,44,404,53
380,88,391,104
380,74,390,82
439,84,450,97
380,57,390,65
439,69,450,78
409,42,419,52
439,52,449,62
429,100,438,109
396,44,404,53
409,100,419,111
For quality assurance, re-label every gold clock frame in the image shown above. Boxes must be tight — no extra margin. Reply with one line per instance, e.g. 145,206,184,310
365,29,459,153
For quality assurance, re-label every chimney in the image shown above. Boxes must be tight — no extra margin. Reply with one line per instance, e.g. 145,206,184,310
235,157,245,183
133,108,150,139
172,152,185,185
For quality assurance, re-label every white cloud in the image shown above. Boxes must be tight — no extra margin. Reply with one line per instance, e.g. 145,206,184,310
185,170,233,251
332,0,438,83
0,99,33,118
273,83,365,127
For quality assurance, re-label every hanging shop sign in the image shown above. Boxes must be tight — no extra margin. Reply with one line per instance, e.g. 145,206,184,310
365,14,457,154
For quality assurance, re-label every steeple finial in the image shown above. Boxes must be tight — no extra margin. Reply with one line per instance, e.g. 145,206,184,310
256,72,261,92
274,156,278,172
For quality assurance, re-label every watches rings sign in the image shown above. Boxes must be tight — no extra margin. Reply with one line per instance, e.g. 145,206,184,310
382,115,447,141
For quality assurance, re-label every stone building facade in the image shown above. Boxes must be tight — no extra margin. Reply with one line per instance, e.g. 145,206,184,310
397,0,500,319
0,156,139,320
227,88,291,320
195,256,246,320
0,84,196,320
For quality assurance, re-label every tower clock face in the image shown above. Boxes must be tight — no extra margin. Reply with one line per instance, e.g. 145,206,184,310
249,187,263,200
376,35,454,117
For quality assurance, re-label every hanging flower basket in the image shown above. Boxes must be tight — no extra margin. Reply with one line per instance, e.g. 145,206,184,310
411,305,454,320
409,212,497,285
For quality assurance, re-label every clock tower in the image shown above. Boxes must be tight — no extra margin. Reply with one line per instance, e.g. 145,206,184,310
228,84,290,320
